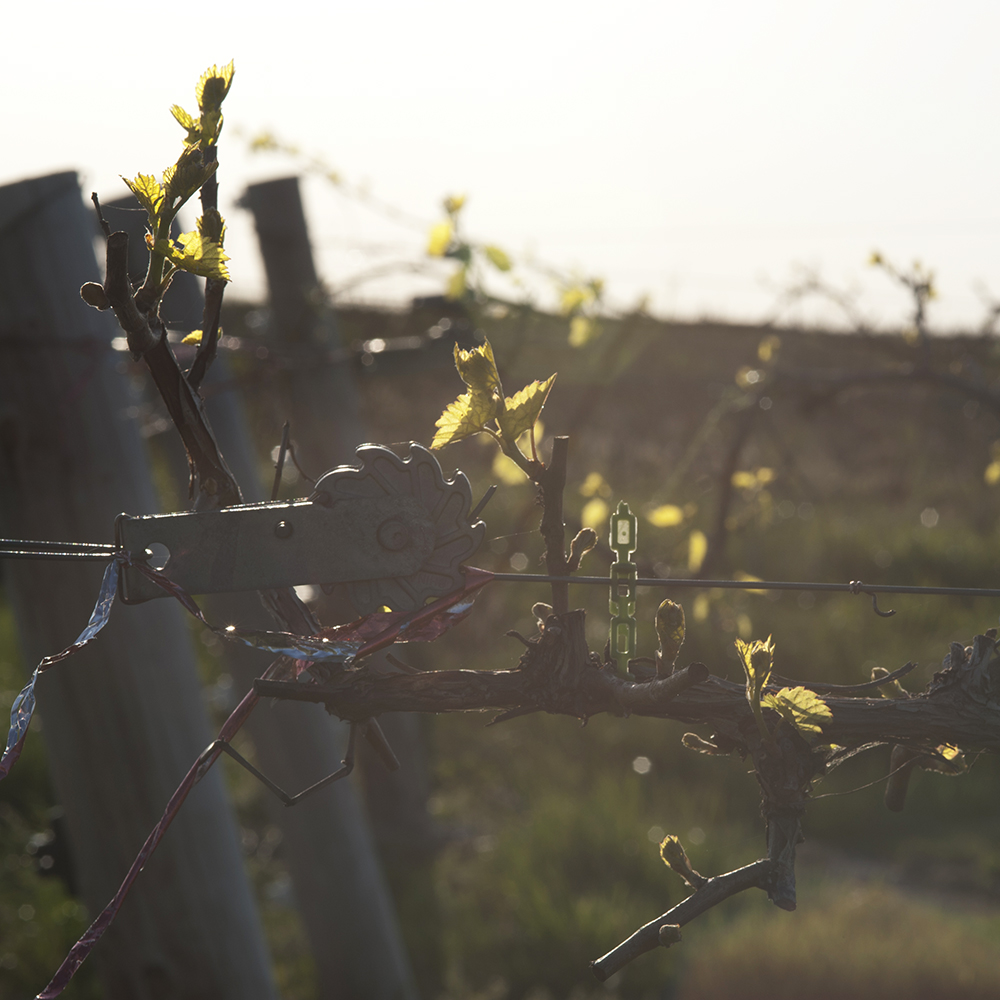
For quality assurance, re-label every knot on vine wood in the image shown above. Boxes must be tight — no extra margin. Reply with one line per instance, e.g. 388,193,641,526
510,609,597,703
932,631,1000,707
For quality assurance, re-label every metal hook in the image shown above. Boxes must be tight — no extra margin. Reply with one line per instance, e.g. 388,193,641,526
849,580,896,618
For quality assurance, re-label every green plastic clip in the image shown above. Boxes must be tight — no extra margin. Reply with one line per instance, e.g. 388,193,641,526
609,500,638,670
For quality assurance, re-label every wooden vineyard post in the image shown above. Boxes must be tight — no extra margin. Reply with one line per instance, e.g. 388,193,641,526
243,175,419,998
0,174,277,998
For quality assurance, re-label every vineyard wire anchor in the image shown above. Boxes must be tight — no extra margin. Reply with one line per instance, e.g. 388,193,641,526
609,500,639,671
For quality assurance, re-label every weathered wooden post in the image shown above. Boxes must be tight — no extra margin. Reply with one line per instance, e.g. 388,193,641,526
242,176,364,464
226,177,419,998
0,175,277,998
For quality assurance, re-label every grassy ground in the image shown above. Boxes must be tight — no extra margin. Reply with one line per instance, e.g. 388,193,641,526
678,875,1000,1000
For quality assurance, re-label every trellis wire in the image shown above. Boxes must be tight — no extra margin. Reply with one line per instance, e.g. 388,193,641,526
491,572,1000,600
3,538,998,604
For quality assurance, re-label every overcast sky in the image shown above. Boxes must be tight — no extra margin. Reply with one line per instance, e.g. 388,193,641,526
4,0,998,331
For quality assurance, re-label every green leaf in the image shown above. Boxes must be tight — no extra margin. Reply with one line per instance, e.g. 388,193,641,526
560,286,589,315
431,339,504,449
454,340,501,396
735,637,774,693
430,391,497,449
123,173,165,223
497,374,556,442
483,245,512,271
192,62,234,147
249,131,280,152
735,636,777,747
151,231,230,281
871,666,907,699
170,104,202,147
655,600,685,668
162,148,218,213
170,104,197,130
647,504,684,528
197,209,226,245
687,529,707,572
196,61,235,113
762,686,832,740
427,221,453,257
913,744,966,776
568,315,600,347
446,266,467,300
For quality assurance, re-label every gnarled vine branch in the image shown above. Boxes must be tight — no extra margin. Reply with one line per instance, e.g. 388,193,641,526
257,612,1000,975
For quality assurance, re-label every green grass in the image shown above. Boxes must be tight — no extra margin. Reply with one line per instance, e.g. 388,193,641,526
678,879,1000,1000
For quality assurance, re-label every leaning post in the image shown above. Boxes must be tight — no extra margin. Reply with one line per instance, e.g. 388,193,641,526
0,174,277,999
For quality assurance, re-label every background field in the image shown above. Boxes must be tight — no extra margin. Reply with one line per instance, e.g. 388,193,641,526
4,304,1000,999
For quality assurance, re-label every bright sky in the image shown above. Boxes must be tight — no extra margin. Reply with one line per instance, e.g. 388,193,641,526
5,0,998,331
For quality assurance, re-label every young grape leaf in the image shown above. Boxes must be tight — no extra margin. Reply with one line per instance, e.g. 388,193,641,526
735,637,774,693
446,265,467,300
454,341,502,396
647,505,684,527
196,61,235,113
123,174,165,223
197,209,226,245
872,665,907,699
427,221,453,257
432,338,556,453
497,374,556,441
170,104,202,147
194,61,235,145
655,599,686,669
569,315,599,347
431,391,498,449
687,529,707,572
162,149,218,212
560,285,590,314
735,636,777,746
483,245,512,271
762,686,832,740
922,744,966,775
151,231,230,281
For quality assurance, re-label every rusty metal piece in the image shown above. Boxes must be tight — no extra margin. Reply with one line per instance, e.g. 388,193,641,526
313,443,486,614
116,495,435,603
116,442,485,609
